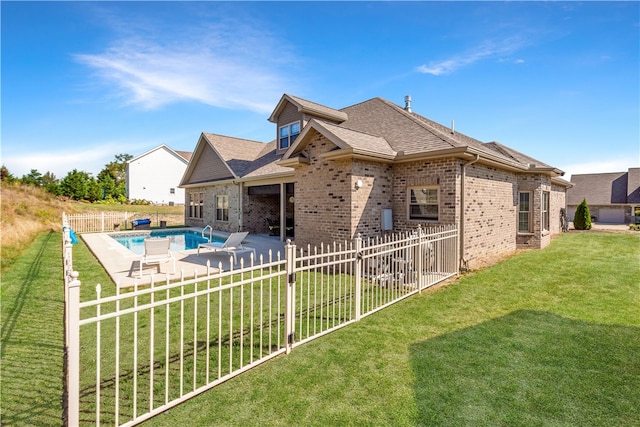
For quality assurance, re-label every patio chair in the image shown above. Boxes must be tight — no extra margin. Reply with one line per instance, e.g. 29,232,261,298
197,231,255,264
139,238,175,277
266,218,280,236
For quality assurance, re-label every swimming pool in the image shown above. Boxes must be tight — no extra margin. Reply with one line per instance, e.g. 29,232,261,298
110,229,225,255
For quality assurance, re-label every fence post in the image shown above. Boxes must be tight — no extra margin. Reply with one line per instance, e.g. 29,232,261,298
417,225,425,292
284,240,296,354
353,234,362,321
64,273,81,427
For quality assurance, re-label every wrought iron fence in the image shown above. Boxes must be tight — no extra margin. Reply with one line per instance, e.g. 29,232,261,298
62,219,457,426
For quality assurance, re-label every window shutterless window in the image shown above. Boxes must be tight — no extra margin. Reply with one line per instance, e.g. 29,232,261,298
408,187,439,221
170,188,175,194
216,195,229,222
189,192,204,219
542,191,550,231
518,192,531,233
279,122,300,150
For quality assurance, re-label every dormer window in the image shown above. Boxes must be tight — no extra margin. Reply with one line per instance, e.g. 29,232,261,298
279,122,300,150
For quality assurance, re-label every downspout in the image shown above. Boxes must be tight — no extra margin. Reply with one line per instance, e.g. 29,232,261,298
237,181,243,232
460,154,480,271
280,182,286,242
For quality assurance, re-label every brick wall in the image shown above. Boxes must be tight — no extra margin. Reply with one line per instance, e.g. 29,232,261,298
391,158,460,232
463,163,518,266
351,160,393,238
243,193,280,234
294,133,353,246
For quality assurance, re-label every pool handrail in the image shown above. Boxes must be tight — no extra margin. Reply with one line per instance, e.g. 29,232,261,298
202,225,212,242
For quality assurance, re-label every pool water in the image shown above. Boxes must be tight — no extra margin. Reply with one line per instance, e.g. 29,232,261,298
111,230,224,255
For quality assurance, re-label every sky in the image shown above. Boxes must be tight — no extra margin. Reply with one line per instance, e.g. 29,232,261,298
2,1,639,181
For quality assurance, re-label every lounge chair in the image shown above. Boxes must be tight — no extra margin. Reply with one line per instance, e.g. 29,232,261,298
197,231,255,264
139,238,175,277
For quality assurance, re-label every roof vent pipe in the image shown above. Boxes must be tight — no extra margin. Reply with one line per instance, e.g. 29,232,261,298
451,119,455,135
404,95,412,113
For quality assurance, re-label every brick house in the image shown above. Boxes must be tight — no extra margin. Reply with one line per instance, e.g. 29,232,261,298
180,94,571,268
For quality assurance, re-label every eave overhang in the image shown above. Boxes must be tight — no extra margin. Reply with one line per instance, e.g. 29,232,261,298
320,148,397,163
277,156,310,168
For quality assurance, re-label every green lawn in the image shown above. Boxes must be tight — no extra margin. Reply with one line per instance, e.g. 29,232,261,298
1,232,638,426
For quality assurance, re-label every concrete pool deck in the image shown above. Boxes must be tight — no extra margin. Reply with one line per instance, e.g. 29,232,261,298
81,229,287,288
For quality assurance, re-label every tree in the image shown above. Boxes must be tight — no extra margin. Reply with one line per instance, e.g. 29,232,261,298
97,153,132,201
60,169,94,200
42,171,61,195
20,169,44,187
1,165,16,183
573,198,592,230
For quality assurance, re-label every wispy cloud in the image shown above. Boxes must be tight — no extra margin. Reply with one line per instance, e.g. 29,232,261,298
75,18,298,113
416,37,527,76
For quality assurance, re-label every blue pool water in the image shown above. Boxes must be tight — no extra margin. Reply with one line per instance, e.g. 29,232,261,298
111,229,224,255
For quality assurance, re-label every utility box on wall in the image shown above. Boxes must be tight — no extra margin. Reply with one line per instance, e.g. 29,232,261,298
382,209,393,231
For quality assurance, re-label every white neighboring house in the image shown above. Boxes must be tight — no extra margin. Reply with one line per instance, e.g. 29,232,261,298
126,145,192,205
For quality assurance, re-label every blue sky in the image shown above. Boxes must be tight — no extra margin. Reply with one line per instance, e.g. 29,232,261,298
2,1,639,181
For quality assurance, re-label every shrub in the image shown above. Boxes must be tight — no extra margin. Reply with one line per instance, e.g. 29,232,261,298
573,198,592,230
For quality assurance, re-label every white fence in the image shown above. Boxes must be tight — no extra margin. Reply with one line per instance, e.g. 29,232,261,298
65,212,133,233
63,221,457,426
64,211,184,233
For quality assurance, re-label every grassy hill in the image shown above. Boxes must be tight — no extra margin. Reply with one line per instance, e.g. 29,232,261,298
0,183,184,271
1,183,78,271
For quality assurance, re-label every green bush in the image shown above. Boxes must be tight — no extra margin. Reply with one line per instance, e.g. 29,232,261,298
573,198,592,230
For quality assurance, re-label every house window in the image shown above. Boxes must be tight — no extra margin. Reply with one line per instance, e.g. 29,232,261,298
170,188,175,194
408,187,439,221
279,122,300,150
189,192,203,219
518,192,532,233
216,195,229,222
542,191,550,231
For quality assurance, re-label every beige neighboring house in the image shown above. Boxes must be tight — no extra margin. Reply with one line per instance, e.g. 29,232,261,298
127,145,192,205
180,94,572,269
567,168,640,224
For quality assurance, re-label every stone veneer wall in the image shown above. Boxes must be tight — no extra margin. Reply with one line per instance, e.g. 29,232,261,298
184,184,241,233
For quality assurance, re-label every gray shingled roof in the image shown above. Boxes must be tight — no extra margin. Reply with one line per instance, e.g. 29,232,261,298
338,97,534,168
176,150,193,162
203,133,291,178
567,172,628,205
306,119,396,158
193,94,564,183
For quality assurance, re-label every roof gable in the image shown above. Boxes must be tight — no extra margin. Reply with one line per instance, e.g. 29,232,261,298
181,133,294,186
281,119,396,162
269,94,348,124
180,134,236,186
129,144,190,165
